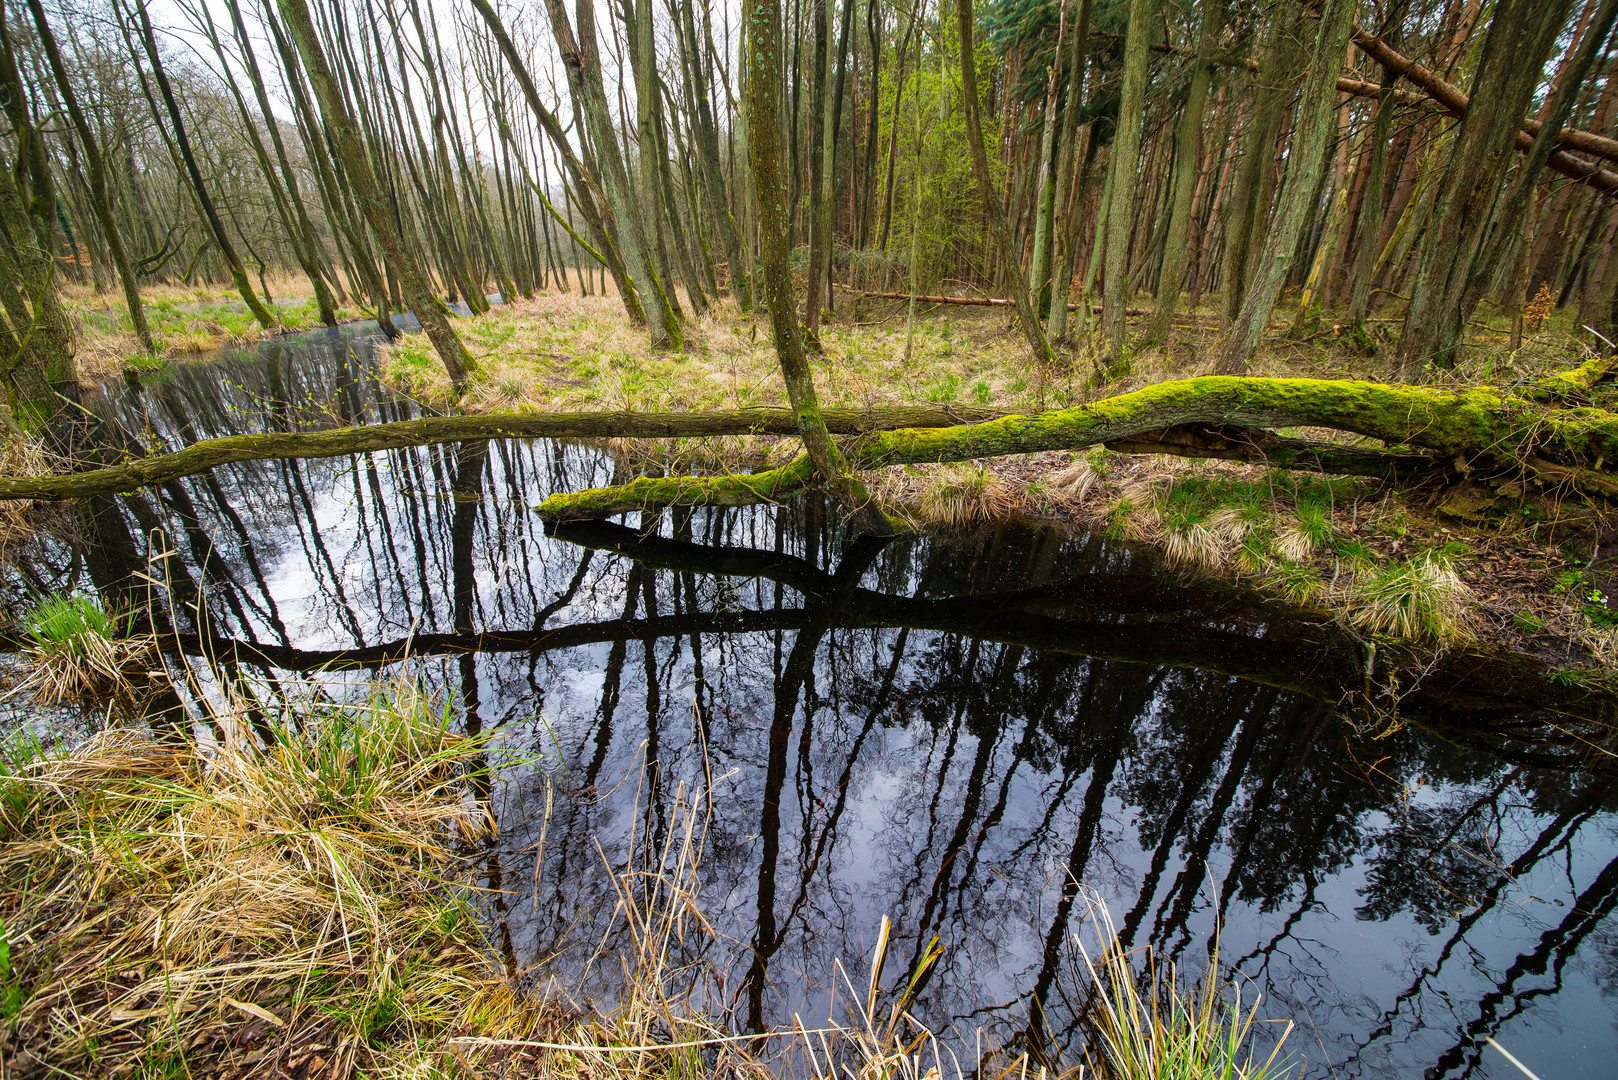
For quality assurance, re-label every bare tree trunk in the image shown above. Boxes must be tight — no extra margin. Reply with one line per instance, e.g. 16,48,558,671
954,0,1068,372
1101,0,1156,362
551,0,683,346
744,0,894,535
465,0,643,323
1027,0,1069,309
1046,0,1093,341
276,0,474,386
804,0,831,341
1347,66,1400,326
1218,0,1356,373
1394,0,1576,375
129,0,276,330
1144,0,1220,346
25,0,157,354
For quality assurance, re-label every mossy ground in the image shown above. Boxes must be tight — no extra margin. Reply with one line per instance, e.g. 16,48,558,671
63,275,367,379
378,286,1618,676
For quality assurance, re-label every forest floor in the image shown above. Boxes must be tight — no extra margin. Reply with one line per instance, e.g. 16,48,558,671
381,288,1618,681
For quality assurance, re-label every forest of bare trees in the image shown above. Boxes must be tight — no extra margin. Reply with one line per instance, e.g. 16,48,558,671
2,0,1618,521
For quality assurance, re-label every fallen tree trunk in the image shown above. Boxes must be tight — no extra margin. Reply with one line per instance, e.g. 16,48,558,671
1350,27,1618,195
6,376,1616,513
0,405,1005,501
835,284,1151,315
535,374,1618,518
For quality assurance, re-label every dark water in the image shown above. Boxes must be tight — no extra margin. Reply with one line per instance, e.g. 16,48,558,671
16,323,1618,1079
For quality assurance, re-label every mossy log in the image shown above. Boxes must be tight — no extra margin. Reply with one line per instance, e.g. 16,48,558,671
0,405,1004,501
1529,353,1616,404
537,375,1618,519
834,284,1150,315
7,375,1618,512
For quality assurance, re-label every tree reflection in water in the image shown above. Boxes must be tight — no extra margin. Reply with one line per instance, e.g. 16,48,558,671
7,327,1613,1080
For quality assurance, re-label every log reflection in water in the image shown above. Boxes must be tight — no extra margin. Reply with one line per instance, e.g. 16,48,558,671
7,330,1611,1080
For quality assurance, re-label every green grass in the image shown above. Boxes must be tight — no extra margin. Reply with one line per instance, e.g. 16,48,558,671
25,591,121,644
1077,899,1299,1080
1347,552,1474,642
0,916,22,1020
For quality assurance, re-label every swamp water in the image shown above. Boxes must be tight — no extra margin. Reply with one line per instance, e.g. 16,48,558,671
14,322,1618,1079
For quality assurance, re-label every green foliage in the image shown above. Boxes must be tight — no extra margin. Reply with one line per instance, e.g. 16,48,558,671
1512,611,1547,634
982,0,1127,123
124,352,168,373
1335,538,1377,567
868,50,993,294
1272,562,1325,605
0,731,43,839
1553,565,1618,625
924,372,961,402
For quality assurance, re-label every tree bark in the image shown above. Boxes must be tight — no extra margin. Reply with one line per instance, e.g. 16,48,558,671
1394,0,1575,374
130,0,275,330
744,0,894,534
0,404,1005,501
1218,0,1356,373
546,0,683,346
1101,0,1156,361
465,0,642,323
1027,0,1069,308
531,371,1618,518
25,0,157,354
1046,0,1093,341
803,0,831,341
1143,0,1220,345
953,0,1071,372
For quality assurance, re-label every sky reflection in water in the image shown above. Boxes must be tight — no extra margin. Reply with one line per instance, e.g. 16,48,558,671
22,323,1615,1080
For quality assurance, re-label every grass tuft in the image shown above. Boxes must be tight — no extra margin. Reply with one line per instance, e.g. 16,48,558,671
1347,552,1476,642
15,592,156,706
1074,895,1298,1080
877,462,1024,529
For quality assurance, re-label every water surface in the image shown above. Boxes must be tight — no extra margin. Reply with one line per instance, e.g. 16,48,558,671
15,323,1617,1080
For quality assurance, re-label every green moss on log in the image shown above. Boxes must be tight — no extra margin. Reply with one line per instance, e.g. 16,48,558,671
538,455,817,520
1531,354,1617,404
534,376,1618,519
0,405,1004,501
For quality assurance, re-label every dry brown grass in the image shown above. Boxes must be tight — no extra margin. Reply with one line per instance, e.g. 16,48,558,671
58,273,317,308
0,434,52,559
875,462,1027,530
384,293,1054,418
0,678,504,1078
63,273,368,380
